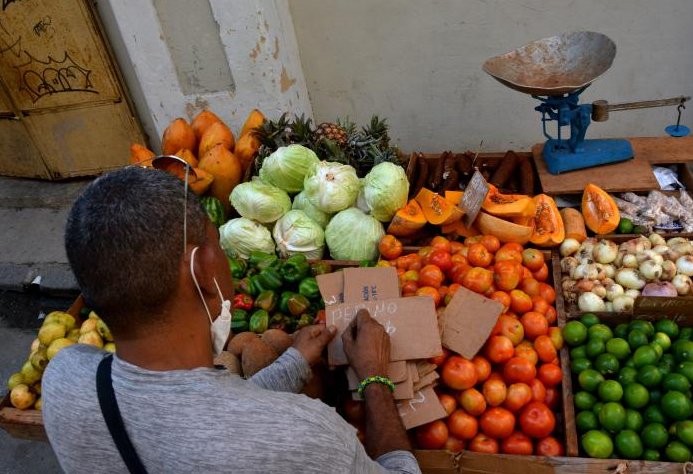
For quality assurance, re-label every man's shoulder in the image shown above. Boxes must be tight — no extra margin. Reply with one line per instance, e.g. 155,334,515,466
44,344,105,383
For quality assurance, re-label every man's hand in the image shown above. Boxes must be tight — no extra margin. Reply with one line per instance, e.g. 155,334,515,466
342,309,390,380
292,325,336,366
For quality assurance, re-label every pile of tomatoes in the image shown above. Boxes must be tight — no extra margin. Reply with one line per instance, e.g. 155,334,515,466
378,234,565,456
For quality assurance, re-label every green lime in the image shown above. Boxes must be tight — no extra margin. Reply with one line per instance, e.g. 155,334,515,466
680,328,693,341
676,420,693,447
630,320,655,338
577,410,600,433
618,367,639,386
650,342,664,359
580,313,601,328
564,321,589,347
677,362,693,384
654,333,672,352
618,217,634,234
628,330,649,350
599,402,627,433
642,423,670,449
644,405,669,425
633,346,659,368
593,402,604,415
661,391,693,421
655,320,680,340
614,323,629,339
575,391,598,411
586,338,606,359
673,340,693,363
615,430,643,459
579,369,606,392
638,365,663,388
659,354,676,376
663,373,692,393
650,390,663,405
624,358,636,368
589,324,614,343
595,353,620,376
623,383,649,409
572,358,593,375
571,345,588,360
582,430,614,458
598,380,623,402
606,338,631,361
643,449,661,461
625,409,644,432
665,441,692,462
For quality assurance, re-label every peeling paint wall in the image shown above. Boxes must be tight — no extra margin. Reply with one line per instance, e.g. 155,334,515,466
289,0,693,152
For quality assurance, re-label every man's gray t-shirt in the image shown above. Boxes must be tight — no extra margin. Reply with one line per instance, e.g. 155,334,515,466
43,344,420,473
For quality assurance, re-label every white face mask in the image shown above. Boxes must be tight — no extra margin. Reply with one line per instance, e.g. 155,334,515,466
189,247,231,357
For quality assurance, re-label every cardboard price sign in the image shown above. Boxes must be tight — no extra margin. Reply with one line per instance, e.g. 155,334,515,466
342,267,399,303
461,170,490,227
396,385,447,430
634,296,693,319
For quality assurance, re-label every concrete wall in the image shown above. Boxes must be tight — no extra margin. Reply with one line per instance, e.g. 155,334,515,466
289,0,693,153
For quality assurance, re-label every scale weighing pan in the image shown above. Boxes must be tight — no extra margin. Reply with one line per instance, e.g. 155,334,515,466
482,31,616,97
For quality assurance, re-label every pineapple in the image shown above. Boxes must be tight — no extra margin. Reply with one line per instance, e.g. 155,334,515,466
314,122,348,146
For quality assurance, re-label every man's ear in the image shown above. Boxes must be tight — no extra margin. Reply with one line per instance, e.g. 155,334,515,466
188,244,218,297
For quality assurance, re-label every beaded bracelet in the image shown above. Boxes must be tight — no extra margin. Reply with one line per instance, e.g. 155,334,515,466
357,375,395,398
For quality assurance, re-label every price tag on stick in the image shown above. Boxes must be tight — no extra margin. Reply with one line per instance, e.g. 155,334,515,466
461,170,490,227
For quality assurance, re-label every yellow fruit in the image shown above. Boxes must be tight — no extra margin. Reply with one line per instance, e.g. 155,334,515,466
38,322,66,346
20,361,42,385
199,144,243,215
240,109,266,137
162,118,196,156
67,329,80,342
88,311,100,320
104,343,116,353
79,318,97,335
30,338,41,353
78,331,104,348
96,319,113,342
7,372,24,391
10,384,36,410
198,121,235,157
47,338,75,360
44,311,76,332
34,397,42,411
30,348,48,371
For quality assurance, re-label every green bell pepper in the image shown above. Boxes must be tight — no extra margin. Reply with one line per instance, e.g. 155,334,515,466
227,257,247,279
269,313,292,331
249,251,279,271
254,290,278,312
298,277,320,301
296,313,314,330
278,291,294,314
310,261,333,276
280,255,310,283
249,309,269,334
255,268,283,291
238,277,254,296
287,294,311,317
231,309,249,333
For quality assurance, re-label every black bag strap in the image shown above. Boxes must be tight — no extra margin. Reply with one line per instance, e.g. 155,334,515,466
96,355,148,474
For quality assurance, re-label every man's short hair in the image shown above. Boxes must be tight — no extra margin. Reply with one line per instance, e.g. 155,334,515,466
65,167,208,331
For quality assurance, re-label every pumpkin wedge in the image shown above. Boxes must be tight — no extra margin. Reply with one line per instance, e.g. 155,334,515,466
560,207,587,242
582,183,620,234
482,185,536,218
475,212,533,244
415,188,460,225
387,200,427,237
441,219,479,238
530,194,565,247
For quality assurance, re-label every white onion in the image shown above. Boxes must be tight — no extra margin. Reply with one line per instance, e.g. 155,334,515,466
594,263,608,281
560,238,581,257
614,250,626,267
672,274,692,296
561,256,579,276
594,240,619,264
649,233,666,247
612,295,635,312
661,260,677,281
605,282,625,302
622,254,639,269
636,250,663,266
572,263,599,280
620,237,649,254
578,292,606,312
639,260,663,281
615,268,646,290
603,264,616,279
625,289,641,299
676,256,693,276
592,283,607,299
667,237,689,247
671,242,693,257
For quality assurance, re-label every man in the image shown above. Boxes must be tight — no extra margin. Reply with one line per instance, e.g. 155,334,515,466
43,167,420,473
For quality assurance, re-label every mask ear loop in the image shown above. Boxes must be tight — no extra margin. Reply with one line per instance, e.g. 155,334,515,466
190,247,213,324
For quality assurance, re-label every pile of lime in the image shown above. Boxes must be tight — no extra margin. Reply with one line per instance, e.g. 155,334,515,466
564,313,693,462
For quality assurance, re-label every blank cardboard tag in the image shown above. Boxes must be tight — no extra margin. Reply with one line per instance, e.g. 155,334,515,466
317,272,344,306
413,371,439,392
346,360,409,390
327,296,443,365
442,287,503,359
416,361,438,379
409,362,420,383
461,170,490,227
397,385,447,430
343,267,400,303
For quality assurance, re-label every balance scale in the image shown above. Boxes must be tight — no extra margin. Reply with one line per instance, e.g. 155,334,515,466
483,32,690,175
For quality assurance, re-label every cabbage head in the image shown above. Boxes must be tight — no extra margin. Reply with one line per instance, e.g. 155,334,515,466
292,191,332,228
303,161,360,214
259,144,320,193
273,210,325,259
325,208,385,261
230,178,291,224
219,217,275,259
361,162,409,222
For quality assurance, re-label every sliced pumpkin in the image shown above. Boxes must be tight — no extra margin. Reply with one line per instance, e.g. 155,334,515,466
475,212,534,244
444,190,464,206
415,188,456,225
441,219,479,238
582,183,620,234
387,200,427,237
481,184,536,218
560,207,587,242
530,194,565,247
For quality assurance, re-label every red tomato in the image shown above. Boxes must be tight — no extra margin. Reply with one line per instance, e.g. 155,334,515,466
534,336,558,363
537,363,562,387
379,235,403,260
503,357,537,384
545,306,557,325
532,263,549,282
438,393,458,416
504,383,533,412
482,377,508,407
468,243,493,267
431,236,452,253
449,262,472,284
419,265,445,288
519,402,556,439
495,245,523,264
531,296,550,315
462,267,494,294
450,241,465,254
442,356,478,390
480,235,501,253
490,291,512,311
548,327,564,350
468,434,500,454
480,407,516,439
484,336,515,364
494,260,523,291
519,278,542,297
509,289,533,314
418,246,434,264
464,235,484,246
521,248,545,271
447,409,478,440
535,436,564,456
451,252,468,266
401,281,419,296
520,311,549,340
544,387,560,410
538,283,556,304
529,379,547,403
459,388,487,416
472,355,492,383
501,431,534,455
428,250,453,273
515,341,539,366
444,436,466,453
416,286,442,307
416,420,449,449
494,315,525,346
429,348,450,367
403,270,419,283
445,283,463,305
